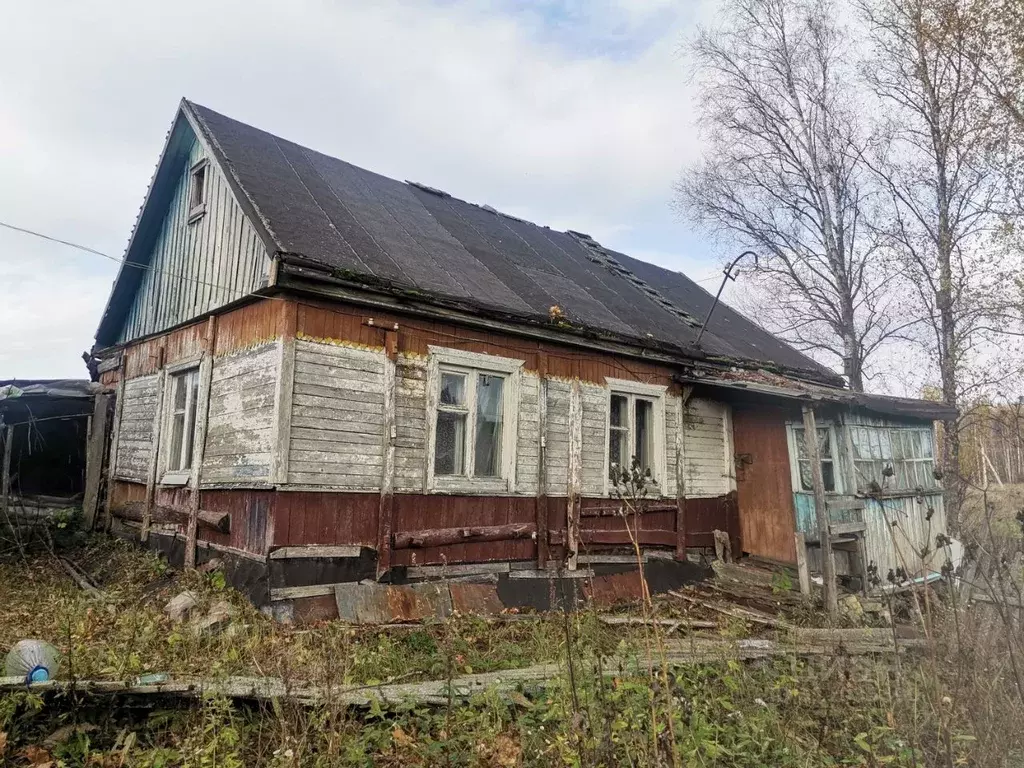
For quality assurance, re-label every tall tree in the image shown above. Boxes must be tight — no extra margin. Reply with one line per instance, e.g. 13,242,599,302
859,0,1017,529
679,0,906,391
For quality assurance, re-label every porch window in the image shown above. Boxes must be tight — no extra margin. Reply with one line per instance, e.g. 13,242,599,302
164,368,200,481
434,369,505,478
791,425,837,492
850,426,936,491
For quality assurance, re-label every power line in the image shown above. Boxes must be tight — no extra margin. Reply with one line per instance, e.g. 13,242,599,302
0,219,249,295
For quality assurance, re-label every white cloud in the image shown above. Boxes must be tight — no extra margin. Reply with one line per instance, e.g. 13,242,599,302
0,0,719,378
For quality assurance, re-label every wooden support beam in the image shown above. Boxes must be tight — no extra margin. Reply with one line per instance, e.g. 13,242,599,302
102,359,126,532
271,301,298,485
676,386,693,561
377,329,398,579
269,545,362,560
393,523,536,550
550,529,678,547
141,347,166,543
1,425,13,534
535,351,549,569
82,393,111,530
565,378,582,570
185,317,217,568
802,406,837,617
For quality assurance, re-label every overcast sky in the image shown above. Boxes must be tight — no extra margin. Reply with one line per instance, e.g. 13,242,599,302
0,0,736,380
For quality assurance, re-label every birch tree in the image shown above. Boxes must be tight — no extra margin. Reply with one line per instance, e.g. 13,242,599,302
859,0,1021,529
678,0,906,391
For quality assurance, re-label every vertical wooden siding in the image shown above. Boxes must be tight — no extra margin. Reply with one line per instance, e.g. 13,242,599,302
118,135,270,343
732,405,798,563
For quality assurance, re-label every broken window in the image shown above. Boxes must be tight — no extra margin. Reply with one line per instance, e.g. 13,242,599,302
792,425,837,493
166,368,200,477
434,367,505,479
850,426,936,492
608,391,658,482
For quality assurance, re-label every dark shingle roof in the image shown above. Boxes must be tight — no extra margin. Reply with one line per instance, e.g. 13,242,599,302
188,101,839,383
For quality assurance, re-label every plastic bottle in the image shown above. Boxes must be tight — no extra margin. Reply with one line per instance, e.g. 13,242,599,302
4,640,60,683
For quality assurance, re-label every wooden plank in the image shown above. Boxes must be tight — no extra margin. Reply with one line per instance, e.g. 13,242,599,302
113,501,229,534
186,318,216,568
1,425,12,538
675,388,691,560
565,378,582,569
831,521,867,536
141,356,166,544
377,329,398,579
550,529,678,547
794,532,811,595
536,353,549,568
406,562,511,578
828,498,867,512
270,584,341,601
802,406,837,617
269,545,363,560
82,394,111,530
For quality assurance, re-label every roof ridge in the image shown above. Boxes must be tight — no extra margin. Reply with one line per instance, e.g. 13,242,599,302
566,232,702,331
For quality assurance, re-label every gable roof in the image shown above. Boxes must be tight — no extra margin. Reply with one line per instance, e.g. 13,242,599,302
98,100,841,386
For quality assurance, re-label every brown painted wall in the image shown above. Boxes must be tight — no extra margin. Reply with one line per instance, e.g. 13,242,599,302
732,405,797,563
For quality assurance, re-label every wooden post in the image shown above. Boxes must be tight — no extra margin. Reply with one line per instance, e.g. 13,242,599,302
794,532,811,595
376,329,398,579
535,351,549,569
675,386,693,561
141,347,166,544
565,378,583,570
802,405,838,617
185,317,217,568
103,359,126,532
271,300,298,485
82,393,111,530
1,424,13,527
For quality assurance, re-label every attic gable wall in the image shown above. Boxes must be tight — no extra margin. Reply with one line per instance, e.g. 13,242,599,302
117,134,270,343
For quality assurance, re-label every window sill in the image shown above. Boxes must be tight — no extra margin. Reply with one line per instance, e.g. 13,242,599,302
160,472,191,488
430,476,510,495
187,204,207,224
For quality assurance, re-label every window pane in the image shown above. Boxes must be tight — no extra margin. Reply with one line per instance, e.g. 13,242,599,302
610,395,628,428
821,461,836,492
609,427,628,476
173,374,188,411
182,372,199,470
793,427,807,460
440,372,466,407
474,375,504,477
169,413,185,471
799,460,813,491
919,430,933,459
817,427,832,458
635,398,654,476
435,411,466,475
891,431,906,460
851,427,869,460
878,429,892,460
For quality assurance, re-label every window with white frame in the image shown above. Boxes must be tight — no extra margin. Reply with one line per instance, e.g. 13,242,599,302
164,368,200,481
790,425,838,493
605,378,667,487
427,347,522,489
850,425,936,492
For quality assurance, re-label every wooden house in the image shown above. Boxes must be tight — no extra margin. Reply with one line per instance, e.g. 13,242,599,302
91,100,955,617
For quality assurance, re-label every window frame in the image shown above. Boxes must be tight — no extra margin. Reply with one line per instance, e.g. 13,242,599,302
160,361,203,487
425,346,522,494
603,378,668,497
848,424,937,493
187,159,209,223
787,422,843,495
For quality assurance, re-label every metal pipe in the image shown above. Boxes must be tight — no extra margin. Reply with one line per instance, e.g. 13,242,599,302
694,251,758,348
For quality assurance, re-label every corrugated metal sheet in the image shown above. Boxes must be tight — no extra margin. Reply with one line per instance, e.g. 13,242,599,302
118,136,269,343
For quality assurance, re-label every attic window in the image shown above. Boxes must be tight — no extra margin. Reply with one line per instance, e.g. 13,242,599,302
188,160,208,221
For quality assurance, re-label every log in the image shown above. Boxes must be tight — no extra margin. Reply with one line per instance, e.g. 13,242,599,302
57,557,103,598
393,523,535,550
113,501,229,534
668,590,787,628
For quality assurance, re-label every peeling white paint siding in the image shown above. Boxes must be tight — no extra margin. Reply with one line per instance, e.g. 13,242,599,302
664,396,679,498
580,383,607,495
682,398,732,498
118,137,270,342
515,373,541,495
115,374,159,481
287,339,386,488
204,342,280,483
544,379,571,493
395,353,428,492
